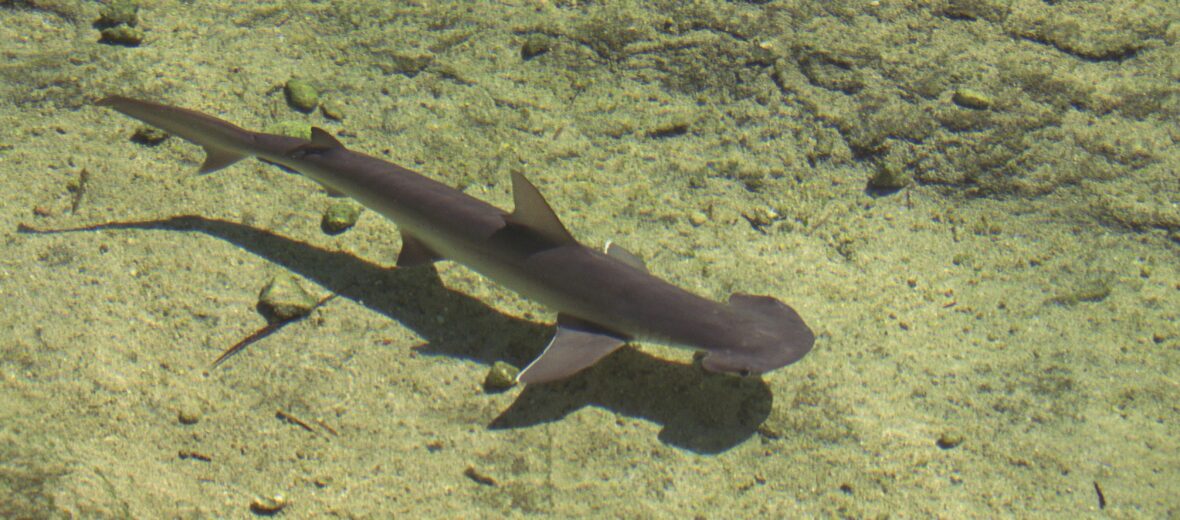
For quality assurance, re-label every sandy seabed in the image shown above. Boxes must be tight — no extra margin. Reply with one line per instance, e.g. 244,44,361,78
1,1,1177,517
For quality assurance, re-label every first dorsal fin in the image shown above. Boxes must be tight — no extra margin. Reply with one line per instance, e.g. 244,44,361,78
506,170,575,245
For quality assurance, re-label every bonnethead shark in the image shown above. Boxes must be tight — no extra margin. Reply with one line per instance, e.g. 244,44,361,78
97,96,814,383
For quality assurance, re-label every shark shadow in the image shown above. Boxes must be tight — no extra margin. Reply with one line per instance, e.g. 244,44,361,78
19,216,772,453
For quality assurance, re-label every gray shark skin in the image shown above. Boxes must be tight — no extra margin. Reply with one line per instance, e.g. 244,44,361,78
97,96,814,383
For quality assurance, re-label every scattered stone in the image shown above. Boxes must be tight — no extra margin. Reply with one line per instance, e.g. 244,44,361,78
131,126,168,145
741,206,778,228
869,158,911,190
936,430,964,449
258,274,317,321
249,494,287,515
521,34,551,60
99,25,144,46
177,449,212,462
284,78,319,112
483,361,520,392
176,399,202,425
952,88,993,110
320,100,345,121
869,144,914,191
321,200,362,235
464,466,497,486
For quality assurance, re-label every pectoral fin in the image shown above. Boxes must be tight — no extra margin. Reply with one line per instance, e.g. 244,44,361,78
517,315,628,384
397,231,443,267
198,146,247,174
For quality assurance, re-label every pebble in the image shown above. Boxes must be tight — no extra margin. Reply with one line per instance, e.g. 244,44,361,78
99,26,143,46
285,78,319,112
321,200,362,234
176,398,202,425
258,274,317,321
936,430,964,449
869,159,911,189
483,361,520,391
320,100,345,121
250,494,287,515
741,206,778,227
131,126,168,145
952,88,993,110
521,34,551,60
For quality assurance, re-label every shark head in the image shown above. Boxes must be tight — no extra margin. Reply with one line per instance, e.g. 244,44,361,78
699,293,815,377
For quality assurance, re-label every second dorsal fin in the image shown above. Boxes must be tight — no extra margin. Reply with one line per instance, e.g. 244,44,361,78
506,170,575,245
604,241,647,271
310,127,343,148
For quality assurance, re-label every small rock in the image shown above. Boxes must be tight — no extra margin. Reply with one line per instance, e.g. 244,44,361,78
99,25,144,46
464,466,497,486
688,210,708,227
176,398,202,425
285,78,319,112
521,34,551,60
952,88,993,110
868,145,913,191
483,361,520,391
250,494,287,515
321,200,362,235
97,0,139,28
936,431,964,449
741,206,778,228
869,159,910,190
131,126,168,145
258,274,317,321
320,100,345,121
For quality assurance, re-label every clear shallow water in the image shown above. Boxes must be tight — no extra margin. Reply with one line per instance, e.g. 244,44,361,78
1,1,1176,517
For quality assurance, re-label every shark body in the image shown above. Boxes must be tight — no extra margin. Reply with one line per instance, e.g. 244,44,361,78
97,95,814,383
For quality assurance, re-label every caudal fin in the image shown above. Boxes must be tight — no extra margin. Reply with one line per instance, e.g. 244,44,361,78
97,96,252,173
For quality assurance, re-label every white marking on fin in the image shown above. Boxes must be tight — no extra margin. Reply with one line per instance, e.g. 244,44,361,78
506,171,576,245
517,315,627,384
604,240,647,271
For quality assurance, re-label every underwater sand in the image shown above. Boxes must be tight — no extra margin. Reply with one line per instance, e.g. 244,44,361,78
1,1,1177,517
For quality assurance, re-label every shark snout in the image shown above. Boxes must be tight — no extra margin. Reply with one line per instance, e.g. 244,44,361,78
699,337,809,377
699,293,815,377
